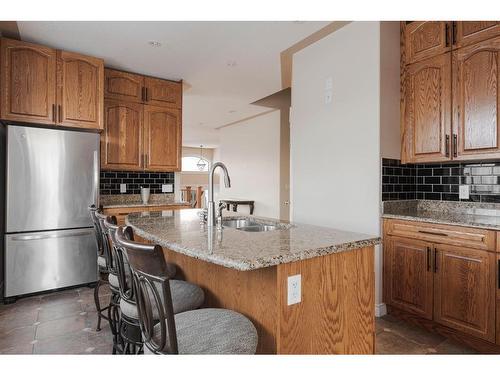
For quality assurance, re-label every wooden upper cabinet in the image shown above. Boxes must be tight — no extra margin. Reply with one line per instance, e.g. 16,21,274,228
101,100,143,171
104,68,144,103
57,51,104,130
405,52,452,163
384,237,434,320
454,22,500,49
405,22,451,65
0,38,56,124
144,76,182,109
434,244,496,342
143,105,181,171
452,36,500,160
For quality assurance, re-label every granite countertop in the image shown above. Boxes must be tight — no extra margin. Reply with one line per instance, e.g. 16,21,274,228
126,209,380,271
382,200,500,230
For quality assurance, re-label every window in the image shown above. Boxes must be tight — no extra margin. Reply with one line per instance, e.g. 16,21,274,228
182,156,210,172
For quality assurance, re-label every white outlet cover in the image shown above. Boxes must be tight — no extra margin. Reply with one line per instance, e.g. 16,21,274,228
287,274,301,306
120,183,126,193
459,185,470,200
324,89,333,104
162,184,173,193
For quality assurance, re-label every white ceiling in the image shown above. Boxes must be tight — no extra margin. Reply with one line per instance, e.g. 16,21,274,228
17,21,329,147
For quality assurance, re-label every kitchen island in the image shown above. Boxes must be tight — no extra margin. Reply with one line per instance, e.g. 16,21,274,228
126,209,380,354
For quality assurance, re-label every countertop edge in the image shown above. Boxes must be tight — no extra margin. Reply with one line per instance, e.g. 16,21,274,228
381,213,500,231
126,218,381,271
102,202,190,209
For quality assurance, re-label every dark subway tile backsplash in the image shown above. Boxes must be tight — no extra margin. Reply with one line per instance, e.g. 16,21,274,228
100,170,174,195
382,159,500,202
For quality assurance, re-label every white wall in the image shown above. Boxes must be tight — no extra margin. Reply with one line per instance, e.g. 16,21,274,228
291,22,399,317
216,110,281,218
291,22,381,235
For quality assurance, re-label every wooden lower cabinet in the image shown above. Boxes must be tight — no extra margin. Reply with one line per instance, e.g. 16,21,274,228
434,244,496,342
384,218,499,346
384,237,434,319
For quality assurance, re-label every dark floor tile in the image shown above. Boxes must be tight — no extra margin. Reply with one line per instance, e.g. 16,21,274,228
375,330,428,354
33,331,88,354
388,321,446,347
37,301,83,323
0,309,39,332
35,315,87,340
0,343,33,354
40,290,81,307
0,325,36,352
434,339,477,354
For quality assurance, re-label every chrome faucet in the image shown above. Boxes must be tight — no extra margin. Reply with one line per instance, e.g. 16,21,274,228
207,162,231,227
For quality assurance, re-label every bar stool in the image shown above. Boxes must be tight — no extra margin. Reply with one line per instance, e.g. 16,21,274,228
116,226,258,355
89,205,114,332
104,217,205,354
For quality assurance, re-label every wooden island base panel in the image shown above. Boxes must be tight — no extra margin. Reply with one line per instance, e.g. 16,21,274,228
160,245,375,354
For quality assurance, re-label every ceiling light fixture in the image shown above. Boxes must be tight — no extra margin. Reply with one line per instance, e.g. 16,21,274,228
228,110,236,114
197,145,207,171
148,41,162,47
226,60,237,67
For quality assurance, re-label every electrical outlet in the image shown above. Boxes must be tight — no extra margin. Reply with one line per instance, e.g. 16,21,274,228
162,184,173,193
120,183,126,193
287,274,301,306
459,185,470,200
324,89,333,104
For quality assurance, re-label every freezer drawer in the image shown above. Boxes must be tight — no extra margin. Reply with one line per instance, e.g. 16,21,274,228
5,228,98,297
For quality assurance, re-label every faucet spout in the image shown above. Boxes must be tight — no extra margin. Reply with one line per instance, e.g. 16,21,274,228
207,162,231,227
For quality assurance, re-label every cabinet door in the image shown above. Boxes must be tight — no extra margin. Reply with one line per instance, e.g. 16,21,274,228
101,100,143,171
454,22,500,49
497,254,500,345
144,77,182,109
104,68,144,103
405,53,452,162
405,21,451,65
143,105,181,171
434,244,496,342
57,50,104,129
384,237,434,319
452,36,500,160
0,38,56,124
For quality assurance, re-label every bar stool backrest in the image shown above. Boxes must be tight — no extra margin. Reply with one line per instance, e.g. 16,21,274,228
89,205,104,258
95,210,114,271
104,216,135,304
115,226,178,354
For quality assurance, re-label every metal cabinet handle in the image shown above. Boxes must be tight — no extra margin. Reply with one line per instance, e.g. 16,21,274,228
52,104,56,122
498,259,500,289
452,21,457,45
445,135,450,157
445,23,450,47
418,230,448,237
142,87,146,101
58,105,62,123
145,87,149,101
427,247,431,272
453,134,458,158
434,248,438,273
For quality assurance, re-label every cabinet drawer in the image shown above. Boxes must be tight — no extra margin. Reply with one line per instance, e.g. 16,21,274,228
384,219,496,251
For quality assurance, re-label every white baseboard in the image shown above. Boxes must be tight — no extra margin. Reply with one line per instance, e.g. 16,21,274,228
375,303,387,317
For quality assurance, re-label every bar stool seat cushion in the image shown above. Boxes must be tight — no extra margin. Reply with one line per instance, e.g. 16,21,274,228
120,280,204,319
108,273,120,289
97,256,107,268
146,308,258,354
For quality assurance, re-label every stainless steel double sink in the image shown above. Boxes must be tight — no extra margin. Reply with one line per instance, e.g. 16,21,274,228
221,218,279,232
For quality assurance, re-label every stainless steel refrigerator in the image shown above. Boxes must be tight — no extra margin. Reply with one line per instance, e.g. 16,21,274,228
2,124,99,299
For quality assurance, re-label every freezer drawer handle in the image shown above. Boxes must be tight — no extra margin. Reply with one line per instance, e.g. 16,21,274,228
11,231,91,241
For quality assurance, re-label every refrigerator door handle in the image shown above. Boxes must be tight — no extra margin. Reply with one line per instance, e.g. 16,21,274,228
11,231,91,241
93,150,99,207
